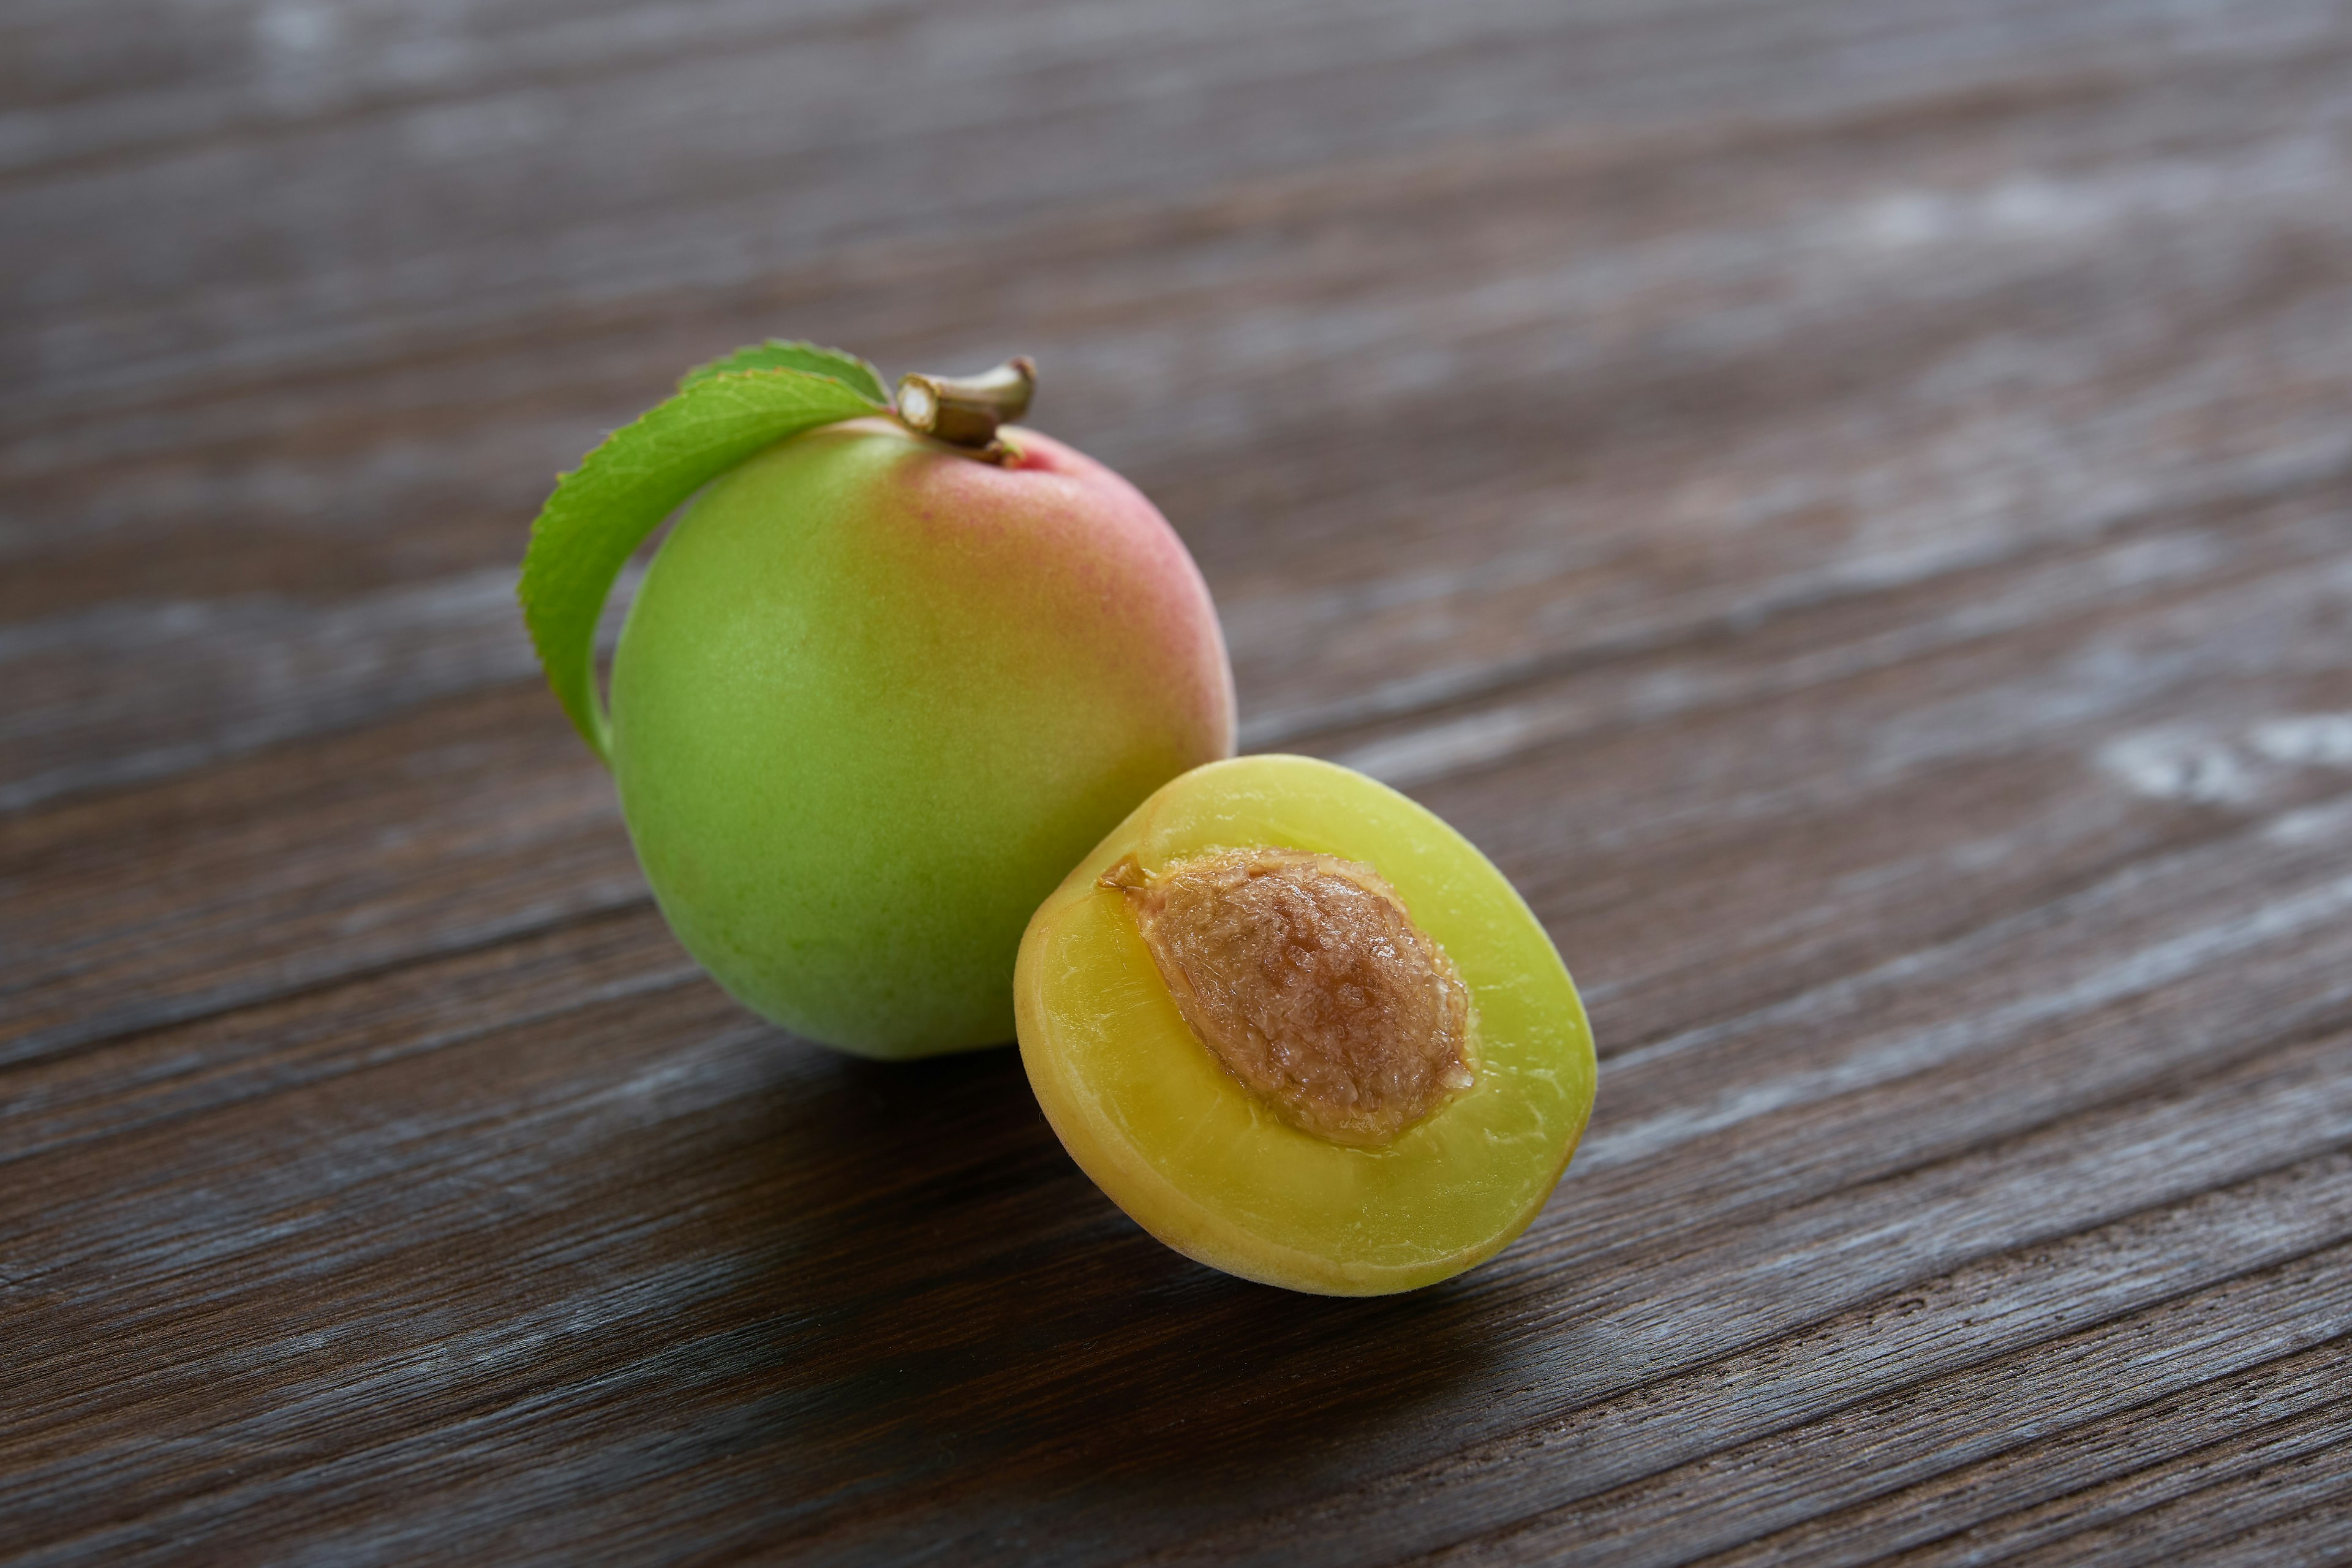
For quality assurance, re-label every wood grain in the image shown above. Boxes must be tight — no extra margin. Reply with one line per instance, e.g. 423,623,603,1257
4,0,2350,1561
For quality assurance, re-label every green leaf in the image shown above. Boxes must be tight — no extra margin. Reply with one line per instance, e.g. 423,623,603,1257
519,367,883,762
679,339,891,406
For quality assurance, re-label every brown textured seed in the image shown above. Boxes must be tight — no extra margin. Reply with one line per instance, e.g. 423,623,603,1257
1101,848,1476,1145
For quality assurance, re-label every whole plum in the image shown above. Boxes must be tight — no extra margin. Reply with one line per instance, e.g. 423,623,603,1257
608,412,1234,1057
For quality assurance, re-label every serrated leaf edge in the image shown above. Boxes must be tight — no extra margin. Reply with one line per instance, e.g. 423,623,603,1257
678,339,891,407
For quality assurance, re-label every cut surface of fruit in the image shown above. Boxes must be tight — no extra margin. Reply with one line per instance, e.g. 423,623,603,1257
1016,753,1597,1295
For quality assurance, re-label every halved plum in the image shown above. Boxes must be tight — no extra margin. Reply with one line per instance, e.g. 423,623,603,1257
1014,753,1596,1295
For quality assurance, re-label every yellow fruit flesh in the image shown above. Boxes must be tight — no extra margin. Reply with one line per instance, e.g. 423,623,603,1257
1015,754,1597,1295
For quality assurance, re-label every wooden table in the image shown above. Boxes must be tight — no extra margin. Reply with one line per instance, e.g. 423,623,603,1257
7,2,2351,1561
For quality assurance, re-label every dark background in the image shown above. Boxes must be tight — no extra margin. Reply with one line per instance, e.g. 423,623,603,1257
6,1,2351,1562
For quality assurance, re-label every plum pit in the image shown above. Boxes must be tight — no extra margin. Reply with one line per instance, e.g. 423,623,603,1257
1102,848,1475,1145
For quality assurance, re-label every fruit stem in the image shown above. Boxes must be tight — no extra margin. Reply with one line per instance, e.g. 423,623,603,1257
895,357,1036,453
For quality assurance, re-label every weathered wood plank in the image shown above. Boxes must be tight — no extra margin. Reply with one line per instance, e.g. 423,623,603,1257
8,0,2351,1559
1084,1055,2352,1568
1406,1260,2352,1566
13,1030,2340,1564
16,0,2337,418
0,903,694,1169
9,728,2342,1561
7,6,2352,809
1985,1443,2352,1567
0,682,636,1066
1704,1349,2352,1567
2084,1487,2352,1568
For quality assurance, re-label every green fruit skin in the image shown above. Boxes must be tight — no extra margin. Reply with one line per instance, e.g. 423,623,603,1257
609,417,1236,1058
